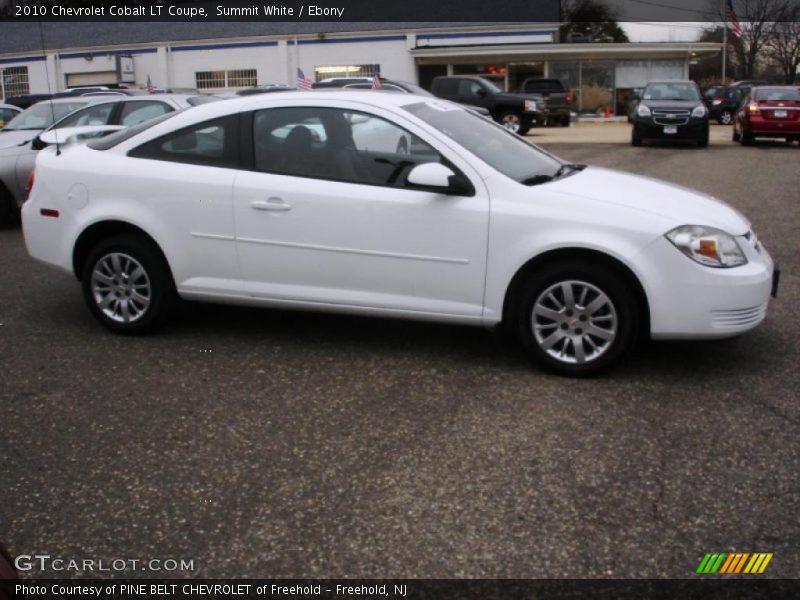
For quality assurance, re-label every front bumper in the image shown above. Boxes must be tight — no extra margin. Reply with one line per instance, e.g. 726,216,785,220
635,235,775,339
634,118,708,140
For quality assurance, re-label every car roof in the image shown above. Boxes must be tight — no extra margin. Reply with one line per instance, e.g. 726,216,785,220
110,90,456,148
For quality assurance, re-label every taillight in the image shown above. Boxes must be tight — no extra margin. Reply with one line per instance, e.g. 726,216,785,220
565,91,573,106
748,103,760,115
712,97,723,105
26,170,34,191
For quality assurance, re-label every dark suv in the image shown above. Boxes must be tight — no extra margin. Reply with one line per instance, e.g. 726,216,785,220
631,80,709,147
704,81,768,125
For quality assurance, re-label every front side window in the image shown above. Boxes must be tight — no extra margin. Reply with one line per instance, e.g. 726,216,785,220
252,106,442,188
128,115,238,168
54,103,115,128
120,101,172,126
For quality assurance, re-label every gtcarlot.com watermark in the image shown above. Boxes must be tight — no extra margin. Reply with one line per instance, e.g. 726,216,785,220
15,554,195,573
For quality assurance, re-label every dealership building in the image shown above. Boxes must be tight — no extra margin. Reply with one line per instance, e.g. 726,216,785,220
1,22,720,115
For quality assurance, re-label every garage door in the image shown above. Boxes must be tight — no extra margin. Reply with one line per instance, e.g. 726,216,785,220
66,71,117,87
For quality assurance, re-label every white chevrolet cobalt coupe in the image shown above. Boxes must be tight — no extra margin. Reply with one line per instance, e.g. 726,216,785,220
22,92,778,375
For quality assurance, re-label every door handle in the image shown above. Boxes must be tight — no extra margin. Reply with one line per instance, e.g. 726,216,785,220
251,198,292,212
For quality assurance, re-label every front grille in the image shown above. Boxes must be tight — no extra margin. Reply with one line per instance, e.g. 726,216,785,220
653,109,690,126
711,303,768,329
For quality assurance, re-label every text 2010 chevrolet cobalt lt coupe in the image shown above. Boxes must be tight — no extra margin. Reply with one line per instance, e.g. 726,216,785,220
22,92,778,375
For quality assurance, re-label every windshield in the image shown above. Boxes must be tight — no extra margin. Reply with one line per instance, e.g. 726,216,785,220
403,101,563,182
4,101,89,131
754,88,800,102
643,83,700,102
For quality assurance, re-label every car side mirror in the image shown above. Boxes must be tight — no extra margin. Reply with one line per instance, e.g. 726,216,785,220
476,88,488,98
31,135,46,150
406,162,472,195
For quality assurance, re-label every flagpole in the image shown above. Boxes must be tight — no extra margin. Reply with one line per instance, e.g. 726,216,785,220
721,0,727,83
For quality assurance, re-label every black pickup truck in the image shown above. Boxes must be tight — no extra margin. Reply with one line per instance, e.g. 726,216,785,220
519,78,572,126
430,76,546,135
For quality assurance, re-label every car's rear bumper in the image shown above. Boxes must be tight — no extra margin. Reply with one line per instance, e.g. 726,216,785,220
743,118,800,136
635,236,775,339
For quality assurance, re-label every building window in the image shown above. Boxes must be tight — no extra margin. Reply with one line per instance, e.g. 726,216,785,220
195,69,257,90
313,64,380,81
1,66,30,98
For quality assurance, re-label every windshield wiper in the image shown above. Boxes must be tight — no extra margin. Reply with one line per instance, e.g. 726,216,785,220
520,163,585,186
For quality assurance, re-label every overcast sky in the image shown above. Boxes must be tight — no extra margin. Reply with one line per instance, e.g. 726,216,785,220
622,22,710,42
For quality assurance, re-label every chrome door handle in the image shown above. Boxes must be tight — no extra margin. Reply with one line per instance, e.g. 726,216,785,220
251,198,291,212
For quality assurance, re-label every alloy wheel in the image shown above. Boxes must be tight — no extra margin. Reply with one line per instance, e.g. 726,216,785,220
531,280,618,365
720,111,733,125
501,114,521,134
91,252,152,323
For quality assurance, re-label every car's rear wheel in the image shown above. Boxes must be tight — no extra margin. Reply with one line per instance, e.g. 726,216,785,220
718,110,733,125
516,263,639,376
732,127,741,142
499,112,523,134
631,129,642,146
81,234,175,334
561,115,571,127
740,130,754,145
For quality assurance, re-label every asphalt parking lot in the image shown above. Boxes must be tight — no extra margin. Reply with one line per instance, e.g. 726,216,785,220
1,127,798,579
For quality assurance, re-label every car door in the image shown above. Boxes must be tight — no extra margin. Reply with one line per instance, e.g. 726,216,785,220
232,104,489,318
458,79,493,111
123,114,242,296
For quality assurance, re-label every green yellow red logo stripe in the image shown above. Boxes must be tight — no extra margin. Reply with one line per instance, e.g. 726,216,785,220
696,552,773,574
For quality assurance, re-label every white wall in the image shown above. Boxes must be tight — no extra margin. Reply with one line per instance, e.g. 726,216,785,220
169,45,284,90
294,38,416,84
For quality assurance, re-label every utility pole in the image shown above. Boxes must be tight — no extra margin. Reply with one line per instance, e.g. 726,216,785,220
721,0,727,83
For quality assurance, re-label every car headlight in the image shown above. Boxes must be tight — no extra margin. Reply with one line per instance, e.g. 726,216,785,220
524,100,538,112
692,105,708,118
637,104,651,117
666,225,747,268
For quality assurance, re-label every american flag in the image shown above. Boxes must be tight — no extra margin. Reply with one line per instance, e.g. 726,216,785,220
146,74,156,94
296,68,313,90
726,0,743,38
371,73,382,89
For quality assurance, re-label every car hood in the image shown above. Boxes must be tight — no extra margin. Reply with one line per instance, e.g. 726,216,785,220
546,166,750,235
0,129,41,149
641,100,702,110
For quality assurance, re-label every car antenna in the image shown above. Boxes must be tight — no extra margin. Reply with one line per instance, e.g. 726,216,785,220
37,21,60,156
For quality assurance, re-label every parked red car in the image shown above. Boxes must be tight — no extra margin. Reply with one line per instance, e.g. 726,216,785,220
733,86,800,145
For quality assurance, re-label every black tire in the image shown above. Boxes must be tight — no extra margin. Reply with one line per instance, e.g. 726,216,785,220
732,127,741,142
0,187,20,229
517,124,531,136
80,234,176,334
718,110,733,125
515,262,640,376
697,132,709,148
631,128,642,147
740,131,754,146
561,115,571,127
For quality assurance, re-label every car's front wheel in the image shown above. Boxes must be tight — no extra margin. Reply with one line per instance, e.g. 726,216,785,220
697,131,709,147
81,234,175,334
631,128,643,146
516,263,640,376
499,112,525,135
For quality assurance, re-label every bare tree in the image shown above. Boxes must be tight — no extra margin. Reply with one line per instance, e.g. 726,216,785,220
765,6,800,84
707,0,795,80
